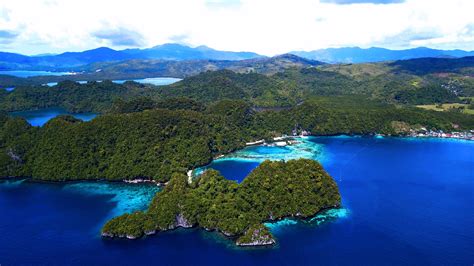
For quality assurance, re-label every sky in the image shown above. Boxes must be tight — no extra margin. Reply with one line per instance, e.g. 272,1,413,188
0,0,473,55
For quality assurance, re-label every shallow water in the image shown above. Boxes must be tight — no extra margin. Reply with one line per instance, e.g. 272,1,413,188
9,107,97,126
0,136,473,265
194,137,327,182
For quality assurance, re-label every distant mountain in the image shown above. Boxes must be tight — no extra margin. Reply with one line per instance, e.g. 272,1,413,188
0,44,262,71
291,47,474,63
122,43,261,61
0,54,324,87
226,53,325,74
3,44,474,71
78,53,325,78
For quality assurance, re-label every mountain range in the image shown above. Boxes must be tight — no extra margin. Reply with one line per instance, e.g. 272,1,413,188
0,54,326,87
1,44,474,72
291,47,474,64
0,44,261,71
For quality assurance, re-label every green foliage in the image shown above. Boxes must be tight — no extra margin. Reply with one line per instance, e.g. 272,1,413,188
1,64,473,114
389,56,474,76
1,96,472,181
0,80,154,113
394,86,460,105
102,159,341,245
109,97,205,114
236,224,274,246
0,112,37,177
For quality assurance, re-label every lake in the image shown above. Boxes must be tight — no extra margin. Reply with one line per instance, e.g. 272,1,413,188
9,107,97,126
0,136,473,265
0,70,74,78
45,77,182,87
112,77,182,86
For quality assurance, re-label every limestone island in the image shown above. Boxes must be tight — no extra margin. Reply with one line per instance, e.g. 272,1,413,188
101,159,341,246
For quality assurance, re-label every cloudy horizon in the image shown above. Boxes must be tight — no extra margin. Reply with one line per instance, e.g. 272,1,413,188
0,0,473,56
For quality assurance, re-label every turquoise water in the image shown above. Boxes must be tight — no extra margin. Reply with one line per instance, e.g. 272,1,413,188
62,182,161,221
9,107,97,126
0,136,473,265
194,137,328,182
0,70,73,78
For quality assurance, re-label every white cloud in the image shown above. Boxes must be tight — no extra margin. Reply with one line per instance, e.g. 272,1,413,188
0,0,473,55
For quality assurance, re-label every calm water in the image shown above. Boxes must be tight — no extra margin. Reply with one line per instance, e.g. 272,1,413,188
112,77,182,86
0,137,473,265
9,107,97,126
45,78,182,87
0,70,73,78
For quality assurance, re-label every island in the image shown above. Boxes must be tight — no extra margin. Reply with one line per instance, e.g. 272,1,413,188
1,64,473,246
101,159,341,246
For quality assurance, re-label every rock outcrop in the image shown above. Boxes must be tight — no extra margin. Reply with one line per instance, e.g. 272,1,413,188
236,224,276,247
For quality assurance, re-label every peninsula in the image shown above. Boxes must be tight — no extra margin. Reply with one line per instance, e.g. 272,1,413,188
101,159,341,246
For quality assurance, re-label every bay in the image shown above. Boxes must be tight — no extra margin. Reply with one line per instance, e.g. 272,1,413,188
0,136,472,265
9,107,97,126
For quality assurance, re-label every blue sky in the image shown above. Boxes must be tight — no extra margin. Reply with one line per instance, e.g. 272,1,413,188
0,0,473,55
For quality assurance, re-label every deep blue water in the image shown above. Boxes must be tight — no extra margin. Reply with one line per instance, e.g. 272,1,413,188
0,137,473,265
196,160,260,183
9,107,97,126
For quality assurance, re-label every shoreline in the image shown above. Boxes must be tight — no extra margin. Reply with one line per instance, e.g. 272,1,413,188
2,132,472,183
101,204,343,247
0,176,165,187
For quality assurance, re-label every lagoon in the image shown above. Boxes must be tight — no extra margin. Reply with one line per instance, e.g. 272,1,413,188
0,136,473,265
9,107,97,126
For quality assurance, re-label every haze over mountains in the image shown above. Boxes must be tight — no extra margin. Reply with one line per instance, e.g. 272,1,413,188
0,43,261,71
0,43,474,71
291,47,474,64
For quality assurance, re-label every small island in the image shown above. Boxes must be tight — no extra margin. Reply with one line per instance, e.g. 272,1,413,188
101,159,342,246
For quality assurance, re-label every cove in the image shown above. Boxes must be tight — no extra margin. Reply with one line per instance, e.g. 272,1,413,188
9,107,97,126
0,136,473,265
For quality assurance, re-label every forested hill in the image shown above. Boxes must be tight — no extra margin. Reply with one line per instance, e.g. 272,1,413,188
388,56,474,75
0,54,324,88
0,80,152,113
3,62,474,114
1,97,473,181
101,159,341,244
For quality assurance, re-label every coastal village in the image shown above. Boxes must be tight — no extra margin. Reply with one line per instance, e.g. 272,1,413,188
403,128,474,141
245,128,474,148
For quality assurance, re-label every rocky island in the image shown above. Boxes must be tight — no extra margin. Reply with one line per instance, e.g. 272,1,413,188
101,159,342,246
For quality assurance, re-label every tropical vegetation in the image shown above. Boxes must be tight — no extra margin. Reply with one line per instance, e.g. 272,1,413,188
101,159,341,246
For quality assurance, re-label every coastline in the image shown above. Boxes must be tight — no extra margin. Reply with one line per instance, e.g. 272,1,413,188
3,131,472,183
0,176,165,187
